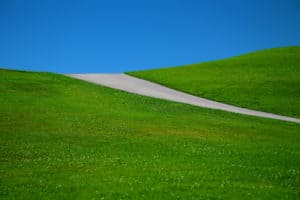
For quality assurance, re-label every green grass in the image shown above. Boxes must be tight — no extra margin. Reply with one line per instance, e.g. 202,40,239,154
127,46,300,118
0,68,300,199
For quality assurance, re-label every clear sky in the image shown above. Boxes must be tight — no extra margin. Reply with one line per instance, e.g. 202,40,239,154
1,0,300,73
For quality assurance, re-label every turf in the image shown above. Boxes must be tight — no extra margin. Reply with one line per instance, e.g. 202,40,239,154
127,46,300,118
0,68,300,199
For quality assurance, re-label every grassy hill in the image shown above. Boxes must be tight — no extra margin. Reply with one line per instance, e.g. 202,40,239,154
0,68,300,199
127,46,300,118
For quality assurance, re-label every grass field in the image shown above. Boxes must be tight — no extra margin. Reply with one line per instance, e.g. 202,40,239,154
127,46,300,118
0,68,300,199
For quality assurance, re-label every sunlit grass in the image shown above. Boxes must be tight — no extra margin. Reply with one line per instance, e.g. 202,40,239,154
0,68,299,199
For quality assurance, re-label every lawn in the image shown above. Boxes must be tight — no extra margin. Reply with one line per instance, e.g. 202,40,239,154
127,46,300,118
0,68,299,199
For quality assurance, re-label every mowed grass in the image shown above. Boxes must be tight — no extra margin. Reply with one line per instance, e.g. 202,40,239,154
127,46,300,118
0,68,300,199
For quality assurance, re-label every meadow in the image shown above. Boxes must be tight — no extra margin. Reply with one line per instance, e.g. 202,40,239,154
0,68,299,199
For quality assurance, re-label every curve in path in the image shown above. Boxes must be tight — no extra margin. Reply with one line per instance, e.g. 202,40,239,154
67,74,300,124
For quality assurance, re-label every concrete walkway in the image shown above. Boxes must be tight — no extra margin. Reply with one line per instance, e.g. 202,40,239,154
67,74,300,124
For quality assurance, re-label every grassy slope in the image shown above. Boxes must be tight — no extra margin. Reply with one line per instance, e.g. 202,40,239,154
127,46,300,118
0,68,300,199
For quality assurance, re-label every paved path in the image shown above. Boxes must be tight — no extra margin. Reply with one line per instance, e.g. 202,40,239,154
67,74,300,124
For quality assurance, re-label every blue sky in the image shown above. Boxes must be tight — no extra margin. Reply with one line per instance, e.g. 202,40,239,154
0,0,300,73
